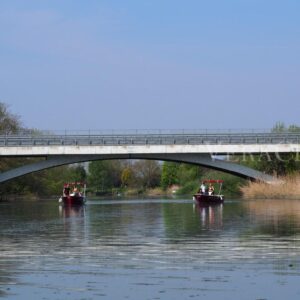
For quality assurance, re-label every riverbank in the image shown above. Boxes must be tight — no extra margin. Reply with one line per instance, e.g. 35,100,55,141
240,175,300,199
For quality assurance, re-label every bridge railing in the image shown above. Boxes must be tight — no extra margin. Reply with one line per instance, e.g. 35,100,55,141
0,131,300,146
0,128,280,136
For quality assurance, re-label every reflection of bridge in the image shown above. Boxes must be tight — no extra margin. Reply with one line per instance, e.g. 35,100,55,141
1,130,300,183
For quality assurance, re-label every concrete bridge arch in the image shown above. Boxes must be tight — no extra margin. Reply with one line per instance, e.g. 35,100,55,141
0,153,276,184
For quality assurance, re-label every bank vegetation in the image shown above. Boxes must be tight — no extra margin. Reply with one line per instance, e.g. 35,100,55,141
240,176,300,199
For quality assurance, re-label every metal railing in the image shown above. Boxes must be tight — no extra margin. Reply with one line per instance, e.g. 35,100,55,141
0,128,282,136
0,131,300,147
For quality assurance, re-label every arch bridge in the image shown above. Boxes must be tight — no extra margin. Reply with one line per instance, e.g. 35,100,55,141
1,129,300,183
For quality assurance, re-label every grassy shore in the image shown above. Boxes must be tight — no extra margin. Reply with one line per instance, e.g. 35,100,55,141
240,175,300,199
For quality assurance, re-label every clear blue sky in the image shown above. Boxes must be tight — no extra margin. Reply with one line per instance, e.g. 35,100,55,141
0,0,299,130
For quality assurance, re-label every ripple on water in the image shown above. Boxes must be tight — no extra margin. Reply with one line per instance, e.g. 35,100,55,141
1,199,300,299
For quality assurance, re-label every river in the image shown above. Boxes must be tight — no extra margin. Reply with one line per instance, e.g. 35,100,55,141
1,198,300,299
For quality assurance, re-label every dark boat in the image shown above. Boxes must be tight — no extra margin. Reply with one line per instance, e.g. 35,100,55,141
193,193,224,203
59,182,87,205
193,179,224,204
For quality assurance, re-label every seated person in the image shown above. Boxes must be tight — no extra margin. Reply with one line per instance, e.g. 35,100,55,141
208,184,215,195
71,187,79,196
63,187,70,196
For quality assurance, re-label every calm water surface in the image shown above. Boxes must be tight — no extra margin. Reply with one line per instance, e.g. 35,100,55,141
1,198,300,299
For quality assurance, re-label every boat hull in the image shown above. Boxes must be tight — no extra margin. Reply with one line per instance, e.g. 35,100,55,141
59,195,86,205
193,193,224,203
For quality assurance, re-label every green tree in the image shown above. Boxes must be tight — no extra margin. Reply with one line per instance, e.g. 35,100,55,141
177,164,203,185
272,121,286,133
133,160,161,188
88,160,122,192
268,122,300,175
239,122,300,176
121,167,134,187
160,162,180,190
70,164,87,182
0,102,21,134
272,122,300,133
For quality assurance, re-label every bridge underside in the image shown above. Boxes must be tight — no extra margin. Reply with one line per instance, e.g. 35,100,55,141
0,153,276,184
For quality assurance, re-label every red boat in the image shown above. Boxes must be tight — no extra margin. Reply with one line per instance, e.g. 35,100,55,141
193,179,224,203
59,182,87,205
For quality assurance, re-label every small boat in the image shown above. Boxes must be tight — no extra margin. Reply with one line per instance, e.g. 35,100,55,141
193,179,224,203
59,182,87,205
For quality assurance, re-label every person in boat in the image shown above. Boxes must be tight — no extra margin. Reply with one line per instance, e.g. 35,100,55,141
63,186,70,196
208,184,215,195
200,182,206,194
74,187,83,196
70,186,78,196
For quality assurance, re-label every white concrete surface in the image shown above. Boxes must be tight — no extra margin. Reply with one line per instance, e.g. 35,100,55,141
1,143,300,156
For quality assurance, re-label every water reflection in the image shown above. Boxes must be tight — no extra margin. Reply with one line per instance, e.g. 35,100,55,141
59,204,86,218
194,203,223,230
1,199,300,299
244,199,300,236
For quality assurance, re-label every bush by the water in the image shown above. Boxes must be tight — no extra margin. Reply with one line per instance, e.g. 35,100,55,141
176,180,199,195
240,175,300,199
